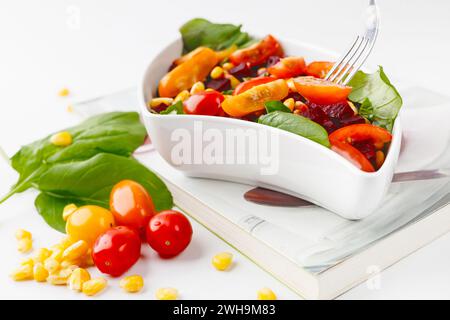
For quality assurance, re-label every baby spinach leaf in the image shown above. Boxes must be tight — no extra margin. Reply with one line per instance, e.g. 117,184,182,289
160,101,184,115
258,111,330,147
35,153,173,232
180,18,252,53
265,101,292,114
1,112,146,203
348,66,402,132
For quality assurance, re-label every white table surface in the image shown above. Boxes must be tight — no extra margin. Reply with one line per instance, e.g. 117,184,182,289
1,0,449,300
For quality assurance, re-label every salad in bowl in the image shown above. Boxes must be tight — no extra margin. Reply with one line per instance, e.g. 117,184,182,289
140,19,403,219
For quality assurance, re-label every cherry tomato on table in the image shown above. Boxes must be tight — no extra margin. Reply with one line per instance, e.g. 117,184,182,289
66,205,115,246
146,210,193,258
306,61,334,79
110,180,156,232
183,91,224,116
229,35,284,67
293,76,352,105
233,77,276,95
267,57,306,78
92,226,141,277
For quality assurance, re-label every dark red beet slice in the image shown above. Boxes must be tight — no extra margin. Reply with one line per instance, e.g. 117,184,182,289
206,78,231,92
352,140,376,161
229,62,252,80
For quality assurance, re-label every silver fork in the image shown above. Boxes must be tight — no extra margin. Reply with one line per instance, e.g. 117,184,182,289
325,0,379,85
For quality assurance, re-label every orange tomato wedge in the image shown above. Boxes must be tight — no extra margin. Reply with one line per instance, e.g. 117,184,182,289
221,79,289,117
293,76,352,105
306,61,334,79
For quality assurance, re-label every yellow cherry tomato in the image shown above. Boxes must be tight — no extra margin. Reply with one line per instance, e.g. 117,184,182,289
158,47,219,98
66,205,115,246
221,79,289,117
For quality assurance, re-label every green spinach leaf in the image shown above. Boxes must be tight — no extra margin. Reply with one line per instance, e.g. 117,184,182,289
1,112,146,203
348,66,402,132
35,153,173,232
258,111,330,147
264,101,292,114
180,18,253,53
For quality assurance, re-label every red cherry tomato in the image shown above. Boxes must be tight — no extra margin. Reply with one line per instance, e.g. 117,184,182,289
92,226,141,277
329,124,392,148
183,91,224,116
145,210,193,258
267,57,306,78
331,140,375,172
110,180,156,232
229,35,284,67
293,76,352,105
233,77,277,95
306,61,334,79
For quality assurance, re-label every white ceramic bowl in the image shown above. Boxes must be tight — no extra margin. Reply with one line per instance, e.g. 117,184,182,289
139,37,402,220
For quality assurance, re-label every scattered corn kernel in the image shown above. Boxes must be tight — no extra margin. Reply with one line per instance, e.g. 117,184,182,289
205,88,215,92
63,240,88,261
82,278,107,296
15,229,32,241
50,131,72,147
174,90,190,103
17,238,32,253
212,252,233,271
228,75,240,89
190,82,205,95
60,259,81,269
68,268,91,291
21,257,34,267
155,287,178,300
50,247,64,262
257,287,277,300
120,275,144,293
222,62,235,71
283,98,295,111
257,67,267,76
34,247,52,263
44,258,60,274
294,101,308,112
84,252,95,267
210,66,224,79
47,273,69,285
11,264,33,281
62,203,78,221
33,263,49,282
58,237,75,250
58,88,70,97
376,150,385,168
149,97,173,108
66,104,74,113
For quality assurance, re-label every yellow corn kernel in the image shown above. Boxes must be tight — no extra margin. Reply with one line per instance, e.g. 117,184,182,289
212,252,233,271
210,66,224,79
68,268,91,291
286,78,297,92
228,75,240,89
149,97,173,108
50,131,72,147
11,264,33,281
47,273,69,285
33,263,49,282
257,67,267,75
58,237,75,250
49,247,64,262
155,287,178,300
66,104,74,113
44,258,60,274
120,275,144,293
58,88,70,97
63,240,88,261
17,238,32,253
34,247,52,263
283,98,295,111
174,90,190,103
205,88,215,92
190,82,205,95
62,203,78,221
222,62,235,71
82,278,107,296
257,287,277,300
60,259,80,269
20,257,34,267
15,229,32,240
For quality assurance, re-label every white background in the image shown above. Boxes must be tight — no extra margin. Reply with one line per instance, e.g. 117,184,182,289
1,0,450,299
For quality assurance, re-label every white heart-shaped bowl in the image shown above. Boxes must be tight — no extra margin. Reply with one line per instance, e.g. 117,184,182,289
139,37,401,220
